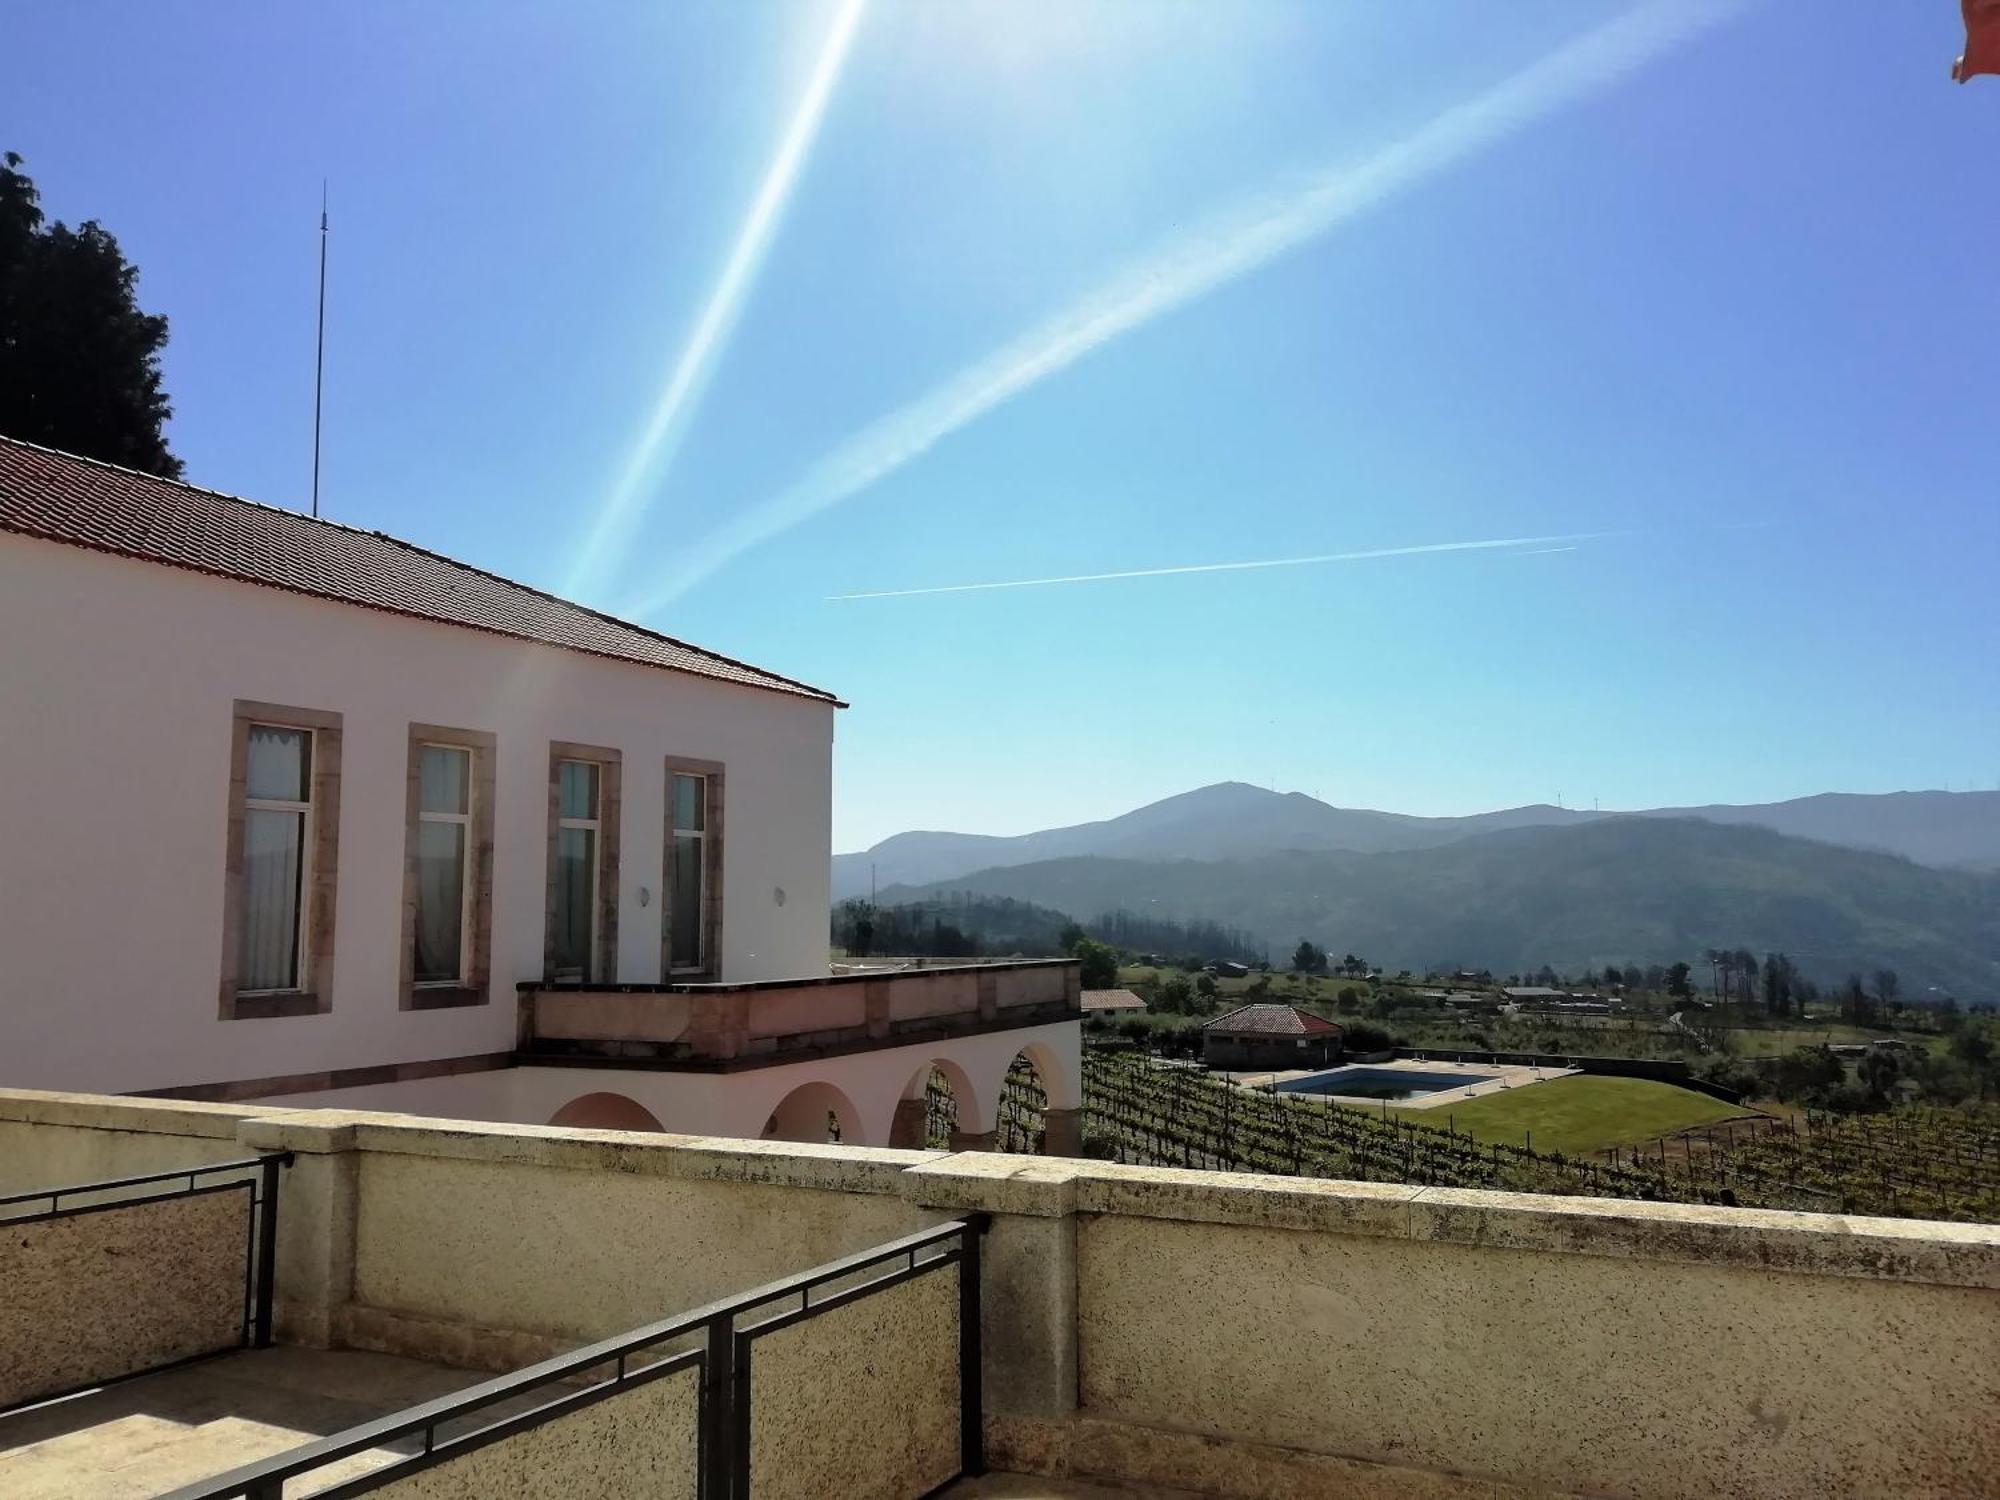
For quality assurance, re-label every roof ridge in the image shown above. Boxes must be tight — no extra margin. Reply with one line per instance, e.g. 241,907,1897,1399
0,434,843,705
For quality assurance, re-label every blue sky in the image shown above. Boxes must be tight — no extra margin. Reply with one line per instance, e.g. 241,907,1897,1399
12,2,1997,849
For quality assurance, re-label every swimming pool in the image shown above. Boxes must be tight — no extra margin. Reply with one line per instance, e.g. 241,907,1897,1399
1276,1066,1498,1100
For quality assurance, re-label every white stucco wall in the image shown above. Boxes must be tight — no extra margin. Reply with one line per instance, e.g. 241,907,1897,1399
0,536,836,1096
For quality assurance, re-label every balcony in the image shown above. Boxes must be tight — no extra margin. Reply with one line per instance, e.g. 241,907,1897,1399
2,1086,1993,1500
517,958,1082,1068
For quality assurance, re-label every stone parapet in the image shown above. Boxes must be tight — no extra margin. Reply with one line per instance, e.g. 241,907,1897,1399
1,1088,1995,1499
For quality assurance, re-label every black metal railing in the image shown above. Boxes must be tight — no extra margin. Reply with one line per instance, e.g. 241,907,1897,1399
161,1215,989,1500
0,1153,293,1413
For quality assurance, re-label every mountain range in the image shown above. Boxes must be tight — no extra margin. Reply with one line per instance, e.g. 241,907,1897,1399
836,782,2000,895
836,784,2000,996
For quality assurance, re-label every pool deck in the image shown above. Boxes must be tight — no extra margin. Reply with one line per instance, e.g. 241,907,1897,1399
1224,1057,1579,1109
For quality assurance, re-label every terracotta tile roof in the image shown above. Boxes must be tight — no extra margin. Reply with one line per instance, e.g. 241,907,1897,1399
1203,1003,1343,1036
1080,988,1148,1012
0,437,842,705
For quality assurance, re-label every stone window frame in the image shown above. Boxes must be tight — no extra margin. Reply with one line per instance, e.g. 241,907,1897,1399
544,741,622,983
663,755,724,982
400,723,496,1011
219,701,343,1020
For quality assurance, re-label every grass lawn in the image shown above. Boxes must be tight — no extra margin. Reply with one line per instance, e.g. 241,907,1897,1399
1381,1075,1751,1155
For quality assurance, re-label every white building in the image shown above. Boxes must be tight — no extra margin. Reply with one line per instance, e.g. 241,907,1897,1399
0,437,1080,1148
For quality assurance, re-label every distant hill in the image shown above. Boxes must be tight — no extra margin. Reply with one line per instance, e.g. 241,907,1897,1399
834,782,2000,896
878,818,2000,998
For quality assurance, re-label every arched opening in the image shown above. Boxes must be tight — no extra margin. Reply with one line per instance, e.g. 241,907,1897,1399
760,1080,865,1145
547,1092,665,1132
998,1051,1048,1154
888,1060,983,1149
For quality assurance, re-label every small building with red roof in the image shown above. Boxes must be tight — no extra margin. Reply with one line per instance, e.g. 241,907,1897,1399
1201,1003,1343,1071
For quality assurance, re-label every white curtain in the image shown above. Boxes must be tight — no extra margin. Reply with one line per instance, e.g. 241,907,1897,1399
414,821,465,982
240,808,303,989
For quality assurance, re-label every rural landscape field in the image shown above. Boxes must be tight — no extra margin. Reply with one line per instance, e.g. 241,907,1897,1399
848,784,2000,1223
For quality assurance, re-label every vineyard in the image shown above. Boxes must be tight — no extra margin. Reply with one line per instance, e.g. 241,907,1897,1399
1073,1048,2000,1223
923,1061,1049,1153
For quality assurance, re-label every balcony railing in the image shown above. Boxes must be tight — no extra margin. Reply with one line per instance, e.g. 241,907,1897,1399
518,957,1080,1066
159,1216,989,1500
0,1154,293,1414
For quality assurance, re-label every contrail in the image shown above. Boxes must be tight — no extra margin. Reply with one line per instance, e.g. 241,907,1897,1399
625,0,1743,612
564,0,867,600
827,531,1616,600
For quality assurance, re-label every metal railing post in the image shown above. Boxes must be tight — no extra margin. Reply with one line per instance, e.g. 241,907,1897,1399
703,1312,736,1500
959,1218,986,1478
251,1154,286,1348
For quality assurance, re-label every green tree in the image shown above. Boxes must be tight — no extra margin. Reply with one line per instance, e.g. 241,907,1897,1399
0,154,181,475
1839,973,1877,1027
1857,1047,1902,1103
1194,972,1217,1002
1069,936,1118,989
1665,961,1694,999
1154,974,1195,1015
1291,940,1326,974
1760,953,1795,1018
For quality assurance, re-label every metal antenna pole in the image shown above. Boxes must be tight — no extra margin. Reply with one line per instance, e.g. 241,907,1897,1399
312,182,328,518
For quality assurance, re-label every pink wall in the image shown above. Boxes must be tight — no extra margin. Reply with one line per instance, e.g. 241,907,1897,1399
0,537,836,1095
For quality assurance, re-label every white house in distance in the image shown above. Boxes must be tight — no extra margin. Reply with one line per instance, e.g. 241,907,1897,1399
0,437,1081,1149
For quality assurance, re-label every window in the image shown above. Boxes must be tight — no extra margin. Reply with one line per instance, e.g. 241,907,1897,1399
664,758,722,978
242,726,313,991
401,725,494,1008
545,743,621,982
414,744,472,983
220,702,341,1019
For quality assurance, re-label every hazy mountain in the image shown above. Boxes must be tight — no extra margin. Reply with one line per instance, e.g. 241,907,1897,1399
834,782,2000,896
878,818,2000,998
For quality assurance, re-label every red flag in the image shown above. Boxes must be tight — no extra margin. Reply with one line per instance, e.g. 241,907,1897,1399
1956,0,2000,81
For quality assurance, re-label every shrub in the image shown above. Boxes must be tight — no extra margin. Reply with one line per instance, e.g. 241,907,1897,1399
1341,1021,1398,1054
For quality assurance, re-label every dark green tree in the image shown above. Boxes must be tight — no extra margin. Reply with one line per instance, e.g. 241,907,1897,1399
0,153,180,475
1760,953,1795,1018
1665,961,1694,999
1290,940,1326,974
1068,936,1118,990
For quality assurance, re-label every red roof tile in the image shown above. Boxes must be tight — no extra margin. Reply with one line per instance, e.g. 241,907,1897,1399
1080,988,1148,1012
0,437,842,705
1202,1003,1342,1036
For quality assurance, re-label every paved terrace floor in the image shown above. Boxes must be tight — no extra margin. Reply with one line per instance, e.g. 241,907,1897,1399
0,1346,1199,1500
947,1478,1199,1498
0,1347,502,1499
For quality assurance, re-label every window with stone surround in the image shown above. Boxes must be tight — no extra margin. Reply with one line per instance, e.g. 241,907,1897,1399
664,757,723,980
220,701,342,1019
401,724,495,1009
545,742,621,983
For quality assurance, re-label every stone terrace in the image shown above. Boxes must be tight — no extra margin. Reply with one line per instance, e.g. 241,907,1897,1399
1,1087,1995,1499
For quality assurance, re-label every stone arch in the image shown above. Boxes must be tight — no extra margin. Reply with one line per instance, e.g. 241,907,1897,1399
991,1038,1083,1156
997,1050,1050,1154
1013,1039,1081,1111
888,1058,984,1150
761,1079,866,1146
547,1092,666,1132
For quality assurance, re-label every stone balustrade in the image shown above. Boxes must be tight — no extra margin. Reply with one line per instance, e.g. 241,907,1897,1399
517,958,1082,1065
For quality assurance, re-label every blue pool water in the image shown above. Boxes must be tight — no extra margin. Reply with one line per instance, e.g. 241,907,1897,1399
1276,1066,1499,1100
